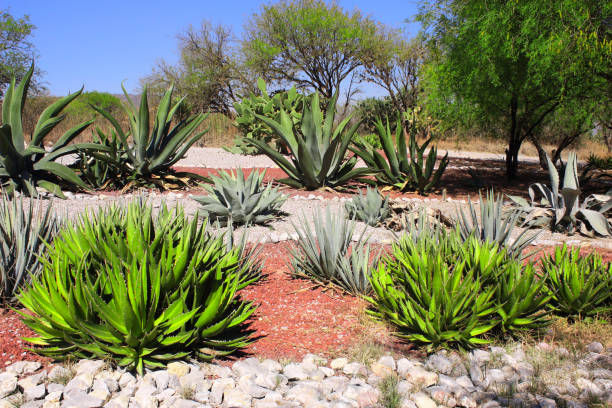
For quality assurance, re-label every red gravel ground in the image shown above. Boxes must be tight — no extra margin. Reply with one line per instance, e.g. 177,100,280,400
0,242,611,368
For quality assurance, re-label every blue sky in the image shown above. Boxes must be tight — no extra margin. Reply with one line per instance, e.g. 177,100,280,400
6,1,421,96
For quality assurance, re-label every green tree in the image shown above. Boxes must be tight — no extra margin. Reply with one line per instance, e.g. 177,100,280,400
0,9,43,96
242,0,379,100
418,0,610,178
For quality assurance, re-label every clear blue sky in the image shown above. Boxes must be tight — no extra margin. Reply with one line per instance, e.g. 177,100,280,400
6,1,421,96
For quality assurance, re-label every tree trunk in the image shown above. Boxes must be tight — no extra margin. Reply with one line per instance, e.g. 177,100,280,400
528,134,549,169
505,96,521,179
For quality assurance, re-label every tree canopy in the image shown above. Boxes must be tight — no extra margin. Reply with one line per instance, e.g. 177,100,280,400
0,8,43,96
242,0,379,99
418,0,610,178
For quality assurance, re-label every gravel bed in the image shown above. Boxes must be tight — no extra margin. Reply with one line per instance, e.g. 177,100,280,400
1,341,610,407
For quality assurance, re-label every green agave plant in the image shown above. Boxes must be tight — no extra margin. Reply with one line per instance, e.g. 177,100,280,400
508,152,612,237
18,200,260,374
290,208,376,295
539,245,612,318
0,64,102,198
193,168,287,226
93,84,209,190
344,187,390,227
246,92,372,190
0,194,58,303
351,116,449,195
368,225,551,350
73,127,127,190
457,191,538,259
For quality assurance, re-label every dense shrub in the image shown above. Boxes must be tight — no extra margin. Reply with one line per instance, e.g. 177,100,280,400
368,224,551,350
18,200,260,374
356,97,397,133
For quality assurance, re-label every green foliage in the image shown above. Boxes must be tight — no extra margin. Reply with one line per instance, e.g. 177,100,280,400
345,187,390,227
356,97,397,133
456,191,538,259
0,9,43,95
0,194,58,303
72,128,126,190
0,65,100,198
508,153,612,237
290,208,376,295
587,154,612,171
351,116,448,195
193,168,287,226
18,200,259,375
230,79,303,155
353,133,382,150
64,91,123,119
539,245,612,318
243,0,379,99
94,84,209,190
417,0,607,178
246,92,372,190
368,223,551,350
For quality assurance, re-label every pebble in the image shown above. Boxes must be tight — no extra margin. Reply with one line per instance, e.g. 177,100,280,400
0,343,609,407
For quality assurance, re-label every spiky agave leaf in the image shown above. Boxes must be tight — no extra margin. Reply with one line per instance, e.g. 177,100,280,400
18,199,259,374
290,208,377,295
456,190,538,259
344,187,390,227
539,245,612,318
193,169,287,226
0,194,59,303
246,92,373,190
0,64,105,197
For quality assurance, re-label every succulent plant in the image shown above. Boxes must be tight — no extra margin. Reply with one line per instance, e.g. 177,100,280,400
290,208,377,295
456,190,538,259
539,245,612,318
229,78,303,155
246,92,372,190
344,188,390,227
0,194,58,303
508,152,612,236
0,64,103,198
93,84,209,190
18,200,260,374
351,116,449,195
193,168,287,226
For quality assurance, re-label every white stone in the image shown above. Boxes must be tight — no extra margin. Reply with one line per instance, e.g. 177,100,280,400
330,358,349,370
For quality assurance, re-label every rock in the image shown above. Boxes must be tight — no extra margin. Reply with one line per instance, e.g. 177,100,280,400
132,383,158,407
260,359,282,373
179,373,211,391
468,362,484,385
283,363,309,381
46,384,64,394
61,390,104,407
76,360,106,376
210,378,235,406
484,368,506,385
64,373,94,394
330,358,349,370
167,362,190,378
19,372,47,389
426,386,456,406
233,358,265,377
6,361,41,375
20,402,44,408
285,383,321,406
537,395,557,408
118,372,136,389
45,391,62,404
303,354,328,366
342,362,367,377
468,349,490,365
425,355,453,375
48,366,73,383
587,342,604,354
576,377,603,396
371,362,393,378
24,384,46,401
412,392,438,408
103,395,130,408
402,367,438,388
238,375,268,398
400,398,418,408
458,395,477,408
223,387,251,408
90,379,111,401
455,375,475,390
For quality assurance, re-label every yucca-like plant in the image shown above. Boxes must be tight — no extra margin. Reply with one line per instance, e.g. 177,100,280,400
246,92,372,190
368,227,551,349
0,64,102,198
94,84,209,190
0,194,58,303
18,200,260,374
351,117,449,195
73,127,127,190
344,188,390,227
508,153,612,236
290,209,377,295
193,169,287,226
457,191,538,259
539,245,612,318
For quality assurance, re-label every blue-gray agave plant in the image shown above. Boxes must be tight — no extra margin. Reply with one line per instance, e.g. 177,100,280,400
508,153,612,237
